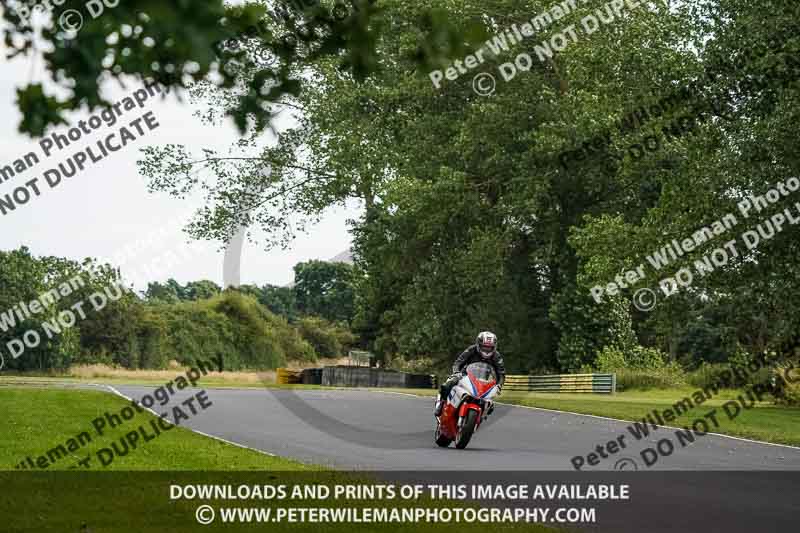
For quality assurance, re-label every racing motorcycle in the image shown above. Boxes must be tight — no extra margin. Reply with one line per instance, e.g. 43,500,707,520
434,361,499,449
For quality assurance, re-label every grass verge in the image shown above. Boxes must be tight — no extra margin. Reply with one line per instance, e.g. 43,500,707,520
0,358,354,389
0,386,313,471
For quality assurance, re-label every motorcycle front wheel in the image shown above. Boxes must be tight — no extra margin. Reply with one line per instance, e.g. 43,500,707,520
435,422,452,447
455,409,478,449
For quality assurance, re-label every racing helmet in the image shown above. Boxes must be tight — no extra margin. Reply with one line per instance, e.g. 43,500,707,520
476,331,497,358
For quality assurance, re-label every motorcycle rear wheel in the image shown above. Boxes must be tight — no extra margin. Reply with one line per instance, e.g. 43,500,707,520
455,409,478,449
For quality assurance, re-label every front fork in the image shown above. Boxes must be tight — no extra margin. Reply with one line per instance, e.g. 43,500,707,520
458,403,483,432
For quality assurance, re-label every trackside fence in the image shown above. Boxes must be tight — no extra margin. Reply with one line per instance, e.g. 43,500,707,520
276,368,303,384
276,367,436,388
503,373,616,394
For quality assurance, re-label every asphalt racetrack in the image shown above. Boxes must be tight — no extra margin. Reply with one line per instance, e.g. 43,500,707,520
112,386,800,471
107,385,800,532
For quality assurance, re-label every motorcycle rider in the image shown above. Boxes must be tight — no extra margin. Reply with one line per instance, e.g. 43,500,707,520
434,331,505,416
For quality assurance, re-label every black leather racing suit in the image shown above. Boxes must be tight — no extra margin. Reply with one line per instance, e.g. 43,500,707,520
438,345,506,402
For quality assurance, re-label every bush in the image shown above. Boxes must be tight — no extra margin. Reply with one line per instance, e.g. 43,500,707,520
627,346,667,369
615,363,687,391
153,292,316,370
687,356,773,391
594,345,667,372
389,356,437,374
773,361,800,405
296,316,342,358
594,346,627,372
593,345,682,391
296,316,357,359
686,363,732,390
211,291,316,365
779,379,800,405
158,300,238,368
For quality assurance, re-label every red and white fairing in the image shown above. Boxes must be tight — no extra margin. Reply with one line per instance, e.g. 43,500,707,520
434,361,499,449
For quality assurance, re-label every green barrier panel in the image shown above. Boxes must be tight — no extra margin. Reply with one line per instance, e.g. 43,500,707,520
502,373,616,394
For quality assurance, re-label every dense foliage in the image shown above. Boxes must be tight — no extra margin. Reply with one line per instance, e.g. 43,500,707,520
5,1,800,395
3,0,475,136
293,260,356,323
138,0,800,383
0,248,356,371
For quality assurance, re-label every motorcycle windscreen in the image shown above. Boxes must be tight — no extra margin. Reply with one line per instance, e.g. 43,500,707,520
465,362,497,397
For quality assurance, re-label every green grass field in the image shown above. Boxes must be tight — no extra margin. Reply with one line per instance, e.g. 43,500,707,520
0,386,313,471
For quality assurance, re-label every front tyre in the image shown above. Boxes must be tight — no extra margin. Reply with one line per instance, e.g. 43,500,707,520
435,422,452,447
455,409,478,449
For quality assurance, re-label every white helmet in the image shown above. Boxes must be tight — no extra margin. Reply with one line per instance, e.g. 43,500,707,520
476,331,497,358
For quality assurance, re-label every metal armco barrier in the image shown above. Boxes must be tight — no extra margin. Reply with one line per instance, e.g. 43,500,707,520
277,367,436,388
503,373,616,393
301,368,323,385
322,366,435,388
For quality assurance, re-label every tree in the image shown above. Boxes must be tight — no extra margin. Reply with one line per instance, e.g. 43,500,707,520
230,283,297,319
0,247,73,371
4,0,473,137
259,284,298,320
570,0,800,361
145,279,185,302
293,260,355,323
138,0,800,372
140,0,691,370
184,279,222,300
0,248,135,371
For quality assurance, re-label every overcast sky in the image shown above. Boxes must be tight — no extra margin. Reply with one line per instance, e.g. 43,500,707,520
0,37,359,289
